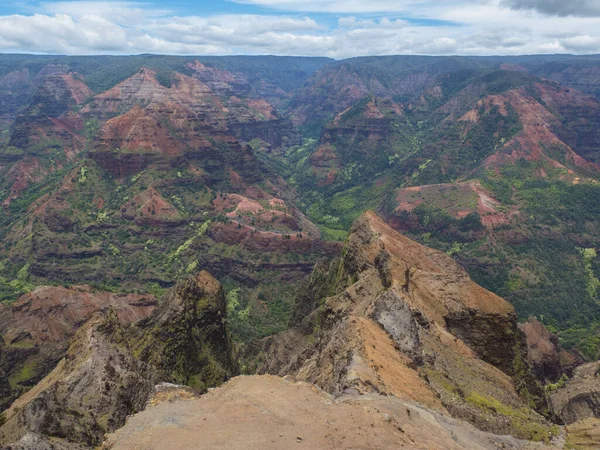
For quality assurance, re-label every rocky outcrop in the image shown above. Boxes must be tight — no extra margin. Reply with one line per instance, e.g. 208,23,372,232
103,375,557,450
0,286,156,411
256,211,555,442
519,317,582,383
551,361,600,425
0,271,238,449
130,271,238,391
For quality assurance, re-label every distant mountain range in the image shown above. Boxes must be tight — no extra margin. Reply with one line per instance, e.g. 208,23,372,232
1,53,600,357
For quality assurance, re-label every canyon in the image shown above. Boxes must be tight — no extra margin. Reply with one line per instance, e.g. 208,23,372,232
1,53,600,448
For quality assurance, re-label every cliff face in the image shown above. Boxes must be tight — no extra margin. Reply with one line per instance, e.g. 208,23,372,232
130,271,238,391
0,271,238,449
0,311,155,449
550,361,600,425
256,211,555,442
519,317,582,383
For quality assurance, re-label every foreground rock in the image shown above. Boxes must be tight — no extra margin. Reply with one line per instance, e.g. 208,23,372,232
103,375,556,450
0,271,238,449
254,211,555,441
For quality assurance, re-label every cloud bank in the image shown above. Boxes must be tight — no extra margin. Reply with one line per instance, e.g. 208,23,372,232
0,0,598,56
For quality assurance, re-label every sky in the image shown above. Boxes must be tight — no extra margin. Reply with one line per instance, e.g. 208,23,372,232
0,0,598,57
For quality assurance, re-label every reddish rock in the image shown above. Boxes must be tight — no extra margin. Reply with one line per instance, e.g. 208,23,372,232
519,317,582,383
0,285,155,346
208,221,340,254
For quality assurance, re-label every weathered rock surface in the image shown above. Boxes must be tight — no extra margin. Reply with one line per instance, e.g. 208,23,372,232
0,271,238,449
0,286,156,411
0,310,155,449
551,361,600,425
103,375,557,450
256,211,555,441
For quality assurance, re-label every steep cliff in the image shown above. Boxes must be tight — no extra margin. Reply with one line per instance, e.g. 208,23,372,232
130,271,238,391
256,211,556,442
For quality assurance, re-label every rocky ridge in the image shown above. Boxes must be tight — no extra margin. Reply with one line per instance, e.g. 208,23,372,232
254,211,557,441
1,212,597,448
0,271,238,449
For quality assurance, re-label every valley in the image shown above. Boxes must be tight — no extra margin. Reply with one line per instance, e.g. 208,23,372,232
1,53,600,448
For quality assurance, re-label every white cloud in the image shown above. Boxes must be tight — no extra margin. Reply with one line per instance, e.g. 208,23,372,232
560,35,600,52
0,0,598,56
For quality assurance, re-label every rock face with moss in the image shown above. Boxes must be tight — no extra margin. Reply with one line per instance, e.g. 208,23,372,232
256,211,557,442
130,270,238,391
0,271,238,449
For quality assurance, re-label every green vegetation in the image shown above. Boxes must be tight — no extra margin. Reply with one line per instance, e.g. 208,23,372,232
1,53,600,360
0,262,34,302
545,374,569,392
466,392,559,442
578,247,600,298
8,361,36,389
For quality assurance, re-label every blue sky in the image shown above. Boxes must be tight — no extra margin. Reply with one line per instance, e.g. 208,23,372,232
0,0,598,56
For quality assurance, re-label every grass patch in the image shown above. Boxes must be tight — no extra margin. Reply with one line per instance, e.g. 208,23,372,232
8,362,36,389
466,392,558,442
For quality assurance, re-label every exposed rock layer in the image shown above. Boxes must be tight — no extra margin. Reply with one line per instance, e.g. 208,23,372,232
256,211,554,441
